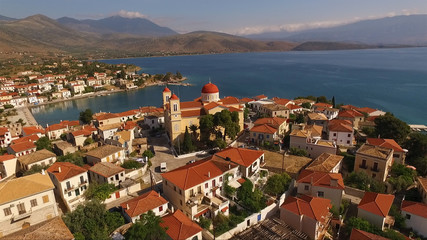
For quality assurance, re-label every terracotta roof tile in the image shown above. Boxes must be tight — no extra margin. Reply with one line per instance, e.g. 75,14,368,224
94,113,120,121
401,200,427,218
297,170,345,190
47,162,87,182
253,94,267,100
306,153,344,172
89,162,124,178
250,124,277,134
350,228,389,240
162,156,237,190
358,192,394,217
9,141,36,153
366,138,404,153
357,107,377,114
273,98,292,106
160,209,202,240
280,195,331,223
85,145,124,159
0,154,16,162
1,217,74,240
215,147,263,167
12,135,39,144
240,97,254,103
328,119,353,132
71,129,92,137
0,173,54,205
180,101,203,109
181,109,203,118
308,112,328,121
22,126,45,135
357,144,393,160
120,190,168,218
254,117,286,128
313,102,332,108
338,109,364,118
220,96,240,105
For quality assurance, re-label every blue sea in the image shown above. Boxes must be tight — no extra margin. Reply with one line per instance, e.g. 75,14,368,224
32,47,427,126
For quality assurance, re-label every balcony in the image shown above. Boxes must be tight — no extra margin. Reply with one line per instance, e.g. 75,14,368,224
359,164,368,169
371,167,380,172
79,180,88,186
12,209,32,221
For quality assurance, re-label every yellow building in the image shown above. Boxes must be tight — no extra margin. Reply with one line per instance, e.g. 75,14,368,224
163,83,244,144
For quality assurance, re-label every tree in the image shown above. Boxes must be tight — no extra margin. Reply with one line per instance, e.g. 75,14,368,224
316,96,330,104
182,126,194,154
332,96,336,108
198,216,212,229
199,114,214,142
265,173,291,196
57,152,85,166
35,136,52,151
214,138,227,149
374,113,410,144
404,132,427,161
237,179,266,213
125,211,167,240
79,108,93,124
83,137,94,146
295,114,305,124
175,71,183,79
389,204,406,229
344,171,385,193
345,217,380,235
301,102,311,109
142,149,154,159
244,108,249,120
63,200,123,240
121,160,142,169
189,124,198,140
84,183,116,201
387,163,416,192
23,164,49,176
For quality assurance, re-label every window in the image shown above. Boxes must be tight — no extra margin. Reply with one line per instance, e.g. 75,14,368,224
66,181,71,189
30,199,38,207
317,191,324,197
198,186,201,193
333,133,336,137
75,189,80,196
17,203,26,214
190,189,194,196
253,133,256,137
304,185,309,191
372,173,376,178
219,177,222,182
348,134,351,137
121,173,124,177
347,140,350,144
406,214,411,219
110,177,114,181
80,176,85,184
205,183,208,188
3,207,11,216
115,174,119,180
266,135,269,139
212,179,216,187
165,181,168,186
42,195,49,203
179,189,182,195
68,192,72,197
393,154,400,158
174,186,176,191
180,200,183,206
173,104,178,112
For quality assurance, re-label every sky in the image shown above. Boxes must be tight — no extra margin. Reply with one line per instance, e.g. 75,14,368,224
1,0,427,35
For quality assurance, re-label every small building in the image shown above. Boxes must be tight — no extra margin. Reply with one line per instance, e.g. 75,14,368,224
337,109,364,129
290,125,337,159
215,147,264,179
417,177,427,204
354,144,393,182
93,113,122,127
120,190,169,223
349,228,388,240
0,155,18,180
327,119,354,146
88,162,125,187
280,195,332,240
70,129,93,147
17,149,57,172
22,126,45,138
97,123,122,141
357,192,394,230
366,138,406,165
307,112,328,130
259,104,290,118
401,200,427,238
253,117,288,137
160,209,203,240
249,124,279,145
132,138,148,155
53,141,76,156
7,141,37,157
0,127,12,148
85,145,126,165
0,173,59,237
143,114,165,130
306,153,343,173
47,162,89,211
105,130,133,156
296,170,345,208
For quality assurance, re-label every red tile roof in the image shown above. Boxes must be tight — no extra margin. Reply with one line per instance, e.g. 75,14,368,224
160,210,202,240
122,121,138,130
9,141,36,153
253,94,267,100
297,170,345,190
338,109,364,118
357,107,377,114
281,195,331,223
204,102,222,111
287,104,303,110
237,178,246,184
12,135,39,144
120,190,168,218
94,113,120,121
180,101,203,109
71,129,92,137
273,98,292,106
47,162,87,182
170,94,179,100
341,105,359,110
313,102,332,108
240,97,254,103
163,87,171,93
181,109,203,118
0,127,9,136
401,200,427,218
45,123,67,132
220,96,240,105
250,124,277,134
201,83,219,94
328,119,353,132
215,147,264,167
162,156,237,190
350,228,389,240
0,154,16,162
358,192,394,217
22,126,45,136
366,138,404,153
254,117,286,128
227,106,242,112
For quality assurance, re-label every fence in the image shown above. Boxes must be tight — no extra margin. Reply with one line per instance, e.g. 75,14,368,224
344,186,365,199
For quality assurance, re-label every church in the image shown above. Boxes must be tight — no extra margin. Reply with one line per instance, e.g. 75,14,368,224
162,82,244,144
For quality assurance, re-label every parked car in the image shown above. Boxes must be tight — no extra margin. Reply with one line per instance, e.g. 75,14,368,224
187,159,196,164
160,162,167,172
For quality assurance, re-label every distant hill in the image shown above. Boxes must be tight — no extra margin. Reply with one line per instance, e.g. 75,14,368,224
0,15,16,21
292,42,375,51
246,15,427,45
57,16,177,37
0,14,297,59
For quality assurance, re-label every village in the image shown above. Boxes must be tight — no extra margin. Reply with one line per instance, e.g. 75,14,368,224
0,61,426,240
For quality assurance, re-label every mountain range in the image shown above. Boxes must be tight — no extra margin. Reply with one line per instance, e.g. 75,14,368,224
0,14,426,60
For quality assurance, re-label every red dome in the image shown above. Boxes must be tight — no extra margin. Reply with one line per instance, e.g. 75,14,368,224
170,94,179,100
201,83,219,94
163,87,171,93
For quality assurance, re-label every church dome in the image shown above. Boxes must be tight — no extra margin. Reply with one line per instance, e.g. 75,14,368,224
163,87,171,93
201,83,219,94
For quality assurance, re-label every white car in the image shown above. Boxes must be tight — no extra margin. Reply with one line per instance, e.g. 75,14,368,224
160,162,167,172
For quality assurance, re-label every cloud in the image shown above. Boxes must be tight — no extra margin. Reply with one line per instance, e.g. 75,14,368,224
115,10,146,19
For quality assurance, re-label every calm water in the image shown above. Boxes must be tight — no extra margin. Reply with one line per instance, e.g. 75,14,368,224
32,48,427,126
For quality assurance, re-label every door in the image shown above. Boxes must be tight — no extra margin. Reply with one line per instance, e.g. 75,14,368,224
115,191,120,199
17,203,26,215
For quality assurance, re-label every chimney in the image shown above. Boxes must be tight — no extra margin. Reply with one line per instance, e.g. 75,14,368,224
126,204,130,210
208,172,210,178
58,167,61,173
41,169,45,175
228,164,230,169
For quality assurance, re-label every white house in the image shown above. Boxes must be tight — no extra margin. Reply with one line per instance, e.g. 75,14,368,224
120,190,169,223
327,119,354,146
97,123,122,141
215,147,264,179
0,173,59,237
401,200,427,238
358,192,394,230
0,155,18,181
88,162,126,187
47,162,89,211
7,141,37,157
85,145,126,165
17,149,57,172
